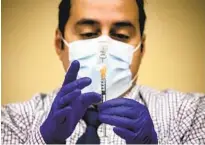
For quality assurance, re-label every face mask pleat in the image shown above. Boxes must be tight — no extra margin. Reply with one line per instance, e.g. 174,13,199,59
108,40,135,64
107,56,129,69
69,40,98,60
107,69,132,86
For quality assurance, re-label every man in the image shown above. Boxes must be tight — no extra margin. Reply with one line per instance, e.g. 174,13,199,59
1,0,205,144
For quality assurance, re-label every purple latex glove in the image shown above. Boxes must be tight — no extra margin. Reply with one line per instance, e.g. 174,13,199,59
40,60,101,144
98,98,158,144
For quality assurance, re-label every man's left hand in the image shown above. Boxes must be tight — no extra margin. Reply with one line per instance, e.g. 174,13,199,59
98,98,158,144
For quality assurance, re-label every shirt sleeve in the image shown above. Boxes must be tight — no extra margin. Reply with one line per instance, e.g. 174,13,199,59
177,93,205,144
1,94,49,144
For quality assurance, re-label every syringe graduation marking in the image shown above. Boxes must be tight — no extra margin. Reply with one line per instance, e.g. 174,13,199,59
100,65,107,102
101,78,106,102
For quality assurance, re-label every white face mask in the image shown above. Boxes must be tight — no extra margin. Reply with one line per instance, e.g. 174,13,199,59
62,35,141,100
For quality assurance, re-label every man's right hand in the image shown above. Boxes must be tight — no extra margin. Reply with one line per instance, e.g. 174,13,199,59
40,60,101,144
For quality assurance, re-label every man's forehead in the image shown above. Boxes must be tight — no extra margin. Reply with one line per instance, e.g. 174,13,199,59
70,0,139,24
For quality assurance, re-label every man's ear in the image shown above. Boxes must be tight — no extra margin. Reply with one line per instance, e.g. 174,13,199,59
141,34,146,58
55,29,63,60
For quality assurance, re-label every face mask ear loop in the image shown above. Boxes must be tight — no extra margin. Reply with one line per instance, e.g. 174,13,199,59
60,36,71,72
61,37,70,48
119,74,138,98
132,41,142,54
131,74,138,85
129,42,141,85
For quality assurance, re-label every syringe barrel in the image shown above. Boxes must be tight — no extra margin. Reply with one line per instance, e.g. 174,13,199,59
101,78,106,102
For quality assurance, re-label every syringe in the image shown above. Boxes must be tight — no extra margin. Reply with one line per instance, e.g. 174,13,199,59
97,41,108,137
100,65,107,103
100,65,107,137
99,44,108,105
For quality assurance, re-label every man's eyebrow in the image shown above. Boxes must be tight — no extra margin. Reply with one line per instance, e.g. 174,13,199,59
75,18,100,26
113,21,136,29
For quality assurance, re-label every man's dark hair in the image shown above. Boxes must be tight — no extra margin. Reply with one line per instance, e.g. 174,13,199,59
58,0,146,38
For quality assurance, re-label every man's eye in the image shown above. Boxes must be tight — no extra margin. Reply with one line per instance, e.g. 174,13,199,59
111,33,130,41
80,33,98,39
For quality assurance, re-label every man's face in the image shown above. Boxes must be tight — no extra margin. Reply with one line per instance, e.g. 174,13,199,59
55,0,145,78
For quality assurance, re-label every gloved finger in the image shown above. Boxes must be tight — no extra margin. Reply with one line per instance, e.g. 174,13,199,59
58,89,81,108
99,106,138,119
99,114,135,130
59,77,91,97
113,127,135,141
131,112,153,132
62,60,80,86
54,106,73,124
98,98,144,112
79,92,102,108
114,126,152,144
132,126,152,144
151,127,158,144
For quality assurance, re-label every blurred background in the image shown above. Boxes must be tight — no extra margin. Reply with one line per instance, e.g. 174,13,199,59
2,0,205,104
